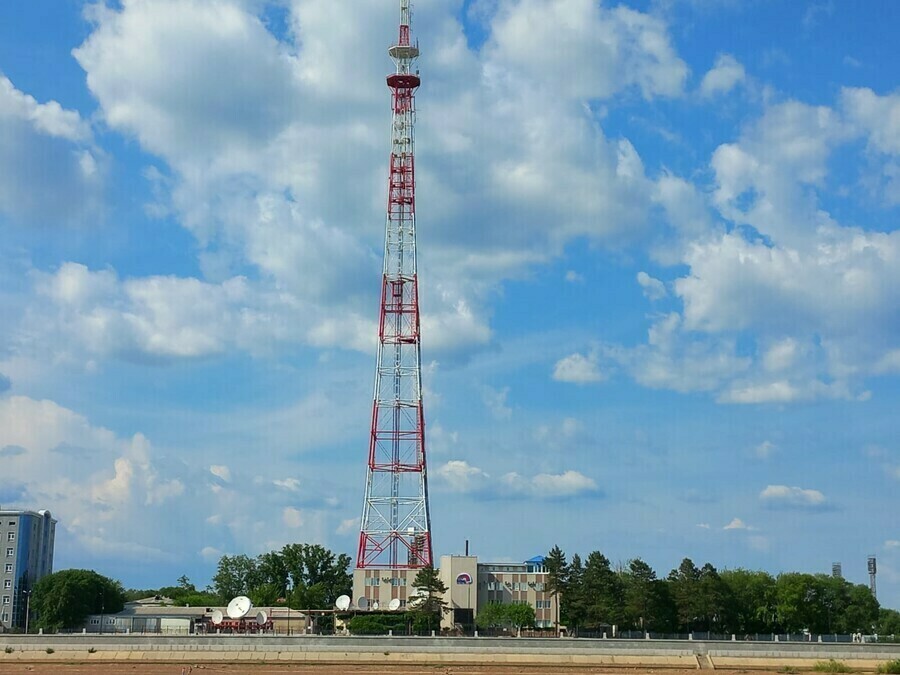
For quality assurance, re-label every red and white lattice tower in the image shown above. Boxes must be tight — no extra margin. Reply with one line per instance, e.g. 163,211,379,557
357,0,433,570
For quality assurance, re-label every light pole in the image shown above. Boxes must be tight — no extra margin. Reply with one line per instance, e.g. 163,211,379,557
99,597,105,635
286,580,292,636
22,590,32,634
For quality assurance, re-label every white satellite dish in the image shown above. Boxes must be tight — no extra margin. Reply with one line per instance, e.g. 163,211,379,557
407,587,427,608
388,598,401,611
255,610,268,625
372,600,380,610
335,595,351,611
210,609,224,625
227,596,253,619
357,596,369,610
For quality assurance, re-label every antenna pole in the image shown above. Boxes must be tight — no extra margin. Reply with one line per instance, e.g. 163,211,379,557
357,0,432,571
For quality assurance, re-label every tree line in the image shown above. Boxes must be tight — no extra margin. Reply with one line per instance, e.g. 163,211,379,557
544,546,900,636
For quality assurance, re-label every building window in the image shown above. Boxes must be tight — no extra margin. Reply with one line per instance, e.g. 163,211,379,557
2,580,9,589
90,618,100,625
4,564,10,573
1,596,9,605
4,549,11,558
1,612,8,622
390,577,407,586
106,618,115,624
6,533,13,542
365,577,380,586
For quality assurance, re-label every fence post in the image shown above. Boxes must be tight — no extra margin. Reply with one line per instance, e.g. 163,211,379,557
474,630,479,638
732,634,736,641
689,633,693,641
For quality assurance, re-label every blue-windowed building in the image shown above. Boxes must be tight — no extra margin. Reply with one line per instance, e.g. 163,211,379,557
0,509,56,631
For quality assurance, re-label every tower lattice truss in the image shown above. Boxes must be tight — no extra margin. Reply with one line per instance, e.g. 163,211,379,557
357,0,433,571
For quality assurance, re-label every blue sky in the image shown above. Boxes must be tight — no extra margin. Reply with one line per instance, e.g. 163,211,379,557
1,0,899,606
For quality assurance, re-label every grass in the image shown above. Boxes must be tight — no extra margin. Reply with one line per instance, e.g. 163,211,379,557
813,659,853,673
4,646,13,654
778,668,799,674
88,647,97,654
877,659,900,674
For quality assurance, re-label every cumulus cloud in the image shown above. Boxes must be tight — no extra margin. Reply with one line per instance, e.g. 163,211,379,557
753,440,776,459
553,352,604,384
637,271,667,301
699,54,745,98
724,517,751,530
0,75,102,224
209,465,232,483
760,484,830,511
435,461,598,500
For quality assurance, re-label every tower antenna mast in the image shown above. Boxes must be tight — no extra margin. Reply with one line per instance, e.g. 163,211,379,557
357,0,433,571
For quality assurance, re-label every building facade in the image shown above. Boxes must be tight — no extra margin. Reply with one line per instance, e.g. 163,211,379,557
0,509,57,630
352,554,559,631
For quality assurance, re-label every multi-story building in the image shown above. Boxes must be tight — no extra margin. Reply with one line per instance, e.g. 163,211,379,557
0,509,57,630
352,553,559,631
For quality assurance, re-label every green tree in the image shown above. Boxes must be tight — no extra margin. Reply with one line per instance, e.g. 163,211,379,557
696,563,731,632
775,573,828,633
668,558,702,631
720,569,777,634
475,602,535,631
833,582,879,634
212,554,260,601
410,565,447,633
582,551,624,630
545,545,568,632
31,569,125,631
876,608,900,635
562,553,587,634
280,543,352,610
622,558,659,631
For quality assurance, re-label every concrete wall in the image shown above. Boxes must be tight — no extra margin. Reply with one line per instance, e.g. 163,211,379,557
2,635,899,662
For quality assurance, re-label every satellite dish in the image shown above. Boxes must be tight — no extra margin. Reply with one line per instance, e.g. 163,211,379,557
211,610,224,625
388,598,401,611
227,596,253,619
372,600,380,610
357,596,369,610
335,595,351,611
255,610,268,625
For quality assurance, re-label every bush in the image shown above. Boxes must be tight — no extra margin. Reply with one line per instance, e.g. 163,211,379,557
877,660,900,674
45,648,55,654
348,613,410,635
813,660,852,673
88,647,96,654
4,646,13,654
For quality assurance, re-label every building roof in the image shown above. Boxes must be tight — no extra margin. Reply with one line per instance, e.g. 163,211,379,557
525,556,546,564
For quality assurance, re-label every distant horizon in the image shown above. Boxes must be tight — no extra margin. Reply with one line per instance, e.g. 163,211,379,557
0,0,898,608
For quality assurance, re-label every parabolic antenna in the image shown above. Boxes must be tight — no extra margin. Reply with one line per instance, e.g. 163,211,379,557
335,595,351,611
388,598,401,611
372,600,380,610
227,595,253,619
357,596,369,610
255,610,268,626
407,587,427,608
210,609,224,625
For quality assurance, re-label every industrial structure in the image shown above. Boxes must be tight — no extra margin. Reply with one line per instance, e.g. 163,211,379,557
356,0,432,573
0,509,56,631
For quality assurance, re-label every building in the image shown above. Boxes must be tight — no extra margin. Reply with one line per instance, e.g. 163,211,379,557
352,554,559,631
0,509,57,630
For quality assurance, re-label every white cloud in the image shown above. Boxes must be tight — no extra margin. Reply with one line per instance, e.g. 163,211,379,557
760,484,829,510
565,270,585,284
699,54,745,98
435,461,597,500
209,465,232,483
753,440,776,459
885,540,900,550
435,460,490,494
282,507,305,529
637,271,667,301
336,518,358,536
481,385,513,420
696,523,711,529
553,352,604,384
724,517,751,530
0,75,102,224
273,478,302,493
486,0,688,101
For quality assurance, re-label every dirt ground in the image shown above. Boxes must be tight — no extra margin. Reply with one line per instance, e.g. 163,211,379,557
0,666,774,675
